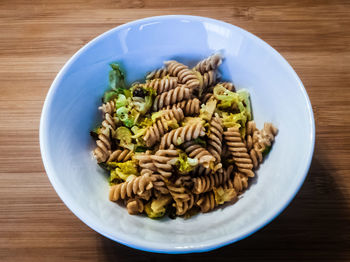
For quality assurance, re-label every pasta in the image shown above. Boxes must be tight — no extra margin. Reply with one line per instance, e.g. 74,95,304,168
152,85,191,111
91,55,278,219
143,107,184,147
145,76,178,94
194,54,222,74
207,113,223,163
108,149,133,162
160,122,206,149
162,98,201,116
182,141,215,168
224,127,255,178
109,172,154,201
165,60,200,90
146,68,169,80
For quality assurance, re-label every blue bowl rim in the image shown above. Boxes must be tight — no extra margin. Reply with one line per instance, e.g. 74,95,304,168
40,15,315,254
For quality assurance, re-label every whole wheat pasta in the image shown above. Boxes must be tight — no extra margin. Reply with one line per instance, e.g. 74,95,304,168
145,76,178,94
152,85,192,111
91,55,277,218
146,68,168,80
160,122,206,149
194,54,222,74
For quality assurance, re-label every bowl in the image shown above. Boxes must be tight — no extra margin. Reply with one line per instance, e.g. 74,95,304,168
40,15,315,254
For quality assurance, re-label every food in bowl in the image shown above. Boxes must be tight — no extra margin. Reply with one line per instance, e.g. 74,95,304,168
91,54,278,218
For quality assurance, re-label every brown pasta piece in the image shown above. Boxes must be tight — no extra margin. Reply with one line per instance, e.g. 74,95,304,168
109,171,155,201
134,151,157,172
93,113,116,163
152,85,192,111
162,98,201,116
107,149,133,162
192,170,231,194
167,183,195,216
145,76,178,94
207,114,223,163
165,60,200,90
125,198,144,215
143,107,184,147
99,100,116,115
194,54,222,74
220,82,236,92
182,141,215,169
201,93,214,104
197,70,217,97
196,187,237,213
146,68,168,80
151,145,179,179
247,121,278,169
224,127,255,177
233,172,249,193
160,122,206,149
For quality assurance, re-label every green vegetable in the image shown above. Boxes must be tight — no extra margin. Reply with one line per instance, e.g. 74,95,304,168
109,63,126,90
116,107,139,128
262,145,271,157
214,84,243,110
193,137,207,147
115,94,127,108
237,89,252,121
175,152,198,174
131,126,147,138
90,126,102,140
108,160,138,182
151,111,164,122
103,90,119,103
145,195,172,219
103,63,128,103
143,84,157,98
199,97,217,121
213,187,237,205
115,126,134,150
135,146,149,153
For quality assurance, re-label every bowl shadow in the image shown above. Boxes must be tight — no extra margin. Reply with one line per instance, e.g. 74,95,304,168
96,140,350,261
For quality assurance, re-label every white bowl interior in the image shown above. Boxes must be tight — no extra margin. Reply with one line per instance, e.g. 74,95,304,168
40,16,314,253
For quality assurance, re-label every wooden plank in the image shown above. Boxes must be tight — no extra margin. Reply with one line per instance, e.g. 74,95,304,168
0,0,349,261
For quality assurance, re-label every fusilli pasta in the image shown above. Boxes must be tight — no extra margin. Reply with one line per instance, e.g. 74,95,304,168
92,55,277,219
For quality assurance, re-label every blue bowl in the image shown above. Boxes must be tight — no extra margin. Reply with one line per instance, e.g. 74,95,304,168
40,15,315,253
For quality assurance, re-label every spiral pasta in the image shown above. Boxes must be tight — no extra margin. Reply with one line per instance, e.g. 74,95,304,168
198,70,217,92
208,114,223,163
192,170,231,194
163,98,201,116
134,151,157,172
92,55,277,218
246,121,278,169
167,183,195,216
224,127,255,177
165,60,200,90
152,85,192,111
160,122,205,149
99,100,116,115
108,149,133,162
126,198,144,215
220,82,235,92
182,141,215,168
146,68,168,80
194,54,222,74
145,76,178,94
93,113,116,163
151,146,179,179
109,172,155,201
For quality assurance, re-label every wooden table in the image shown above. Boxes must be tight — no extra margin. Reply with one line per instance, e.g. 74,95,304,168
1,0,349,261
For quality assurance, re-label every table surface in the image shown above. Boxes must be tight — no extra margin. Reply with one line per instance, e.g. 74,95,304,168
1,0,350,261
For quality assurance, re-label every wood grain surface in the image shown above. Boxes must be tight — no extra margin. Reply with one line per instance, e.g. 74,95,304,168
1,0,350,261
